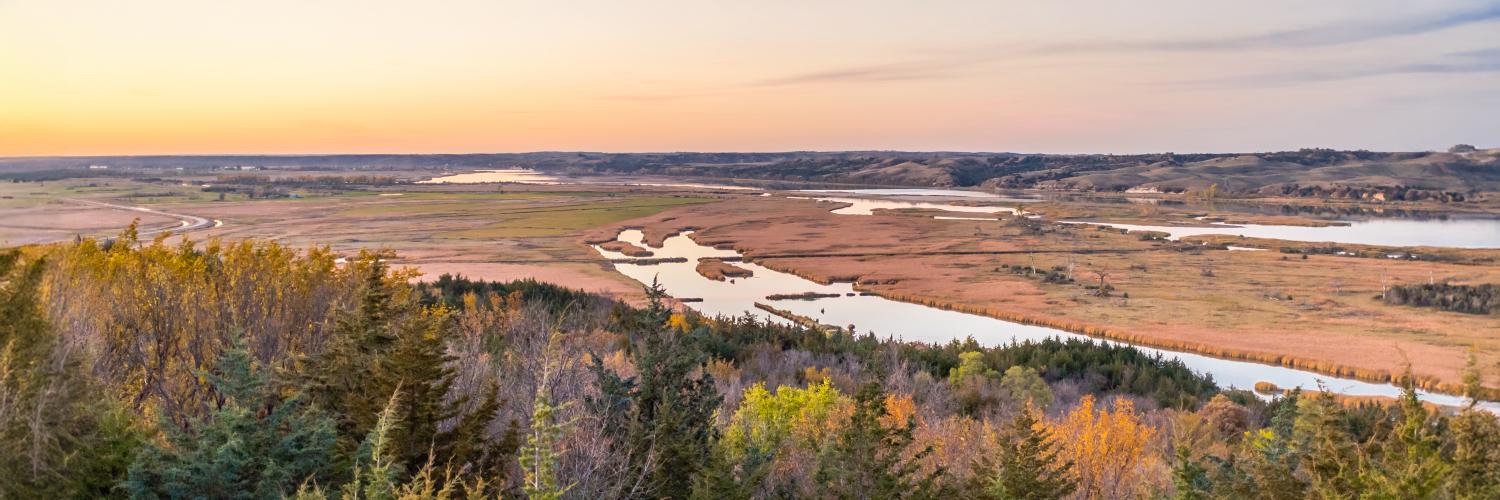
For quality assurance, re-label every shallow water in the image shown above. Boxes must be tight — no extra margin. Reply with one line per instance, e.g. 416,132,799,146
417,168,561,184
792,195,1021,216
418,169,761,192
1068,218,1500,249
801,188,1036,200
618,181,759,191
596,229,1495,410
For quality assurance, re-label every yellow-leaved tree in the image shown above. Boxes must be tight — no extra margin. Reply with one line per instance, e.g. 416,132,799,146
1047,395,1156,498
718,380,853,494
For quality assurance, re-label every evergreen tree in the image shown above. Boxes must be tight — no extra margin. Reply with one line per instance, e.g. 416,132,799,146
1358,369,1450,498
1169,446,1210,500
587,281,721,499
1211,390,1306,499
1297,392,1363,498
520,392,573,500
986,405,1076,500
0,250,140,497
1451,350,1500,499
126,338,337,499
293,389,489,500
1451,408,1500,499
814,382,945,499
690,444,772,500
301,260,511,478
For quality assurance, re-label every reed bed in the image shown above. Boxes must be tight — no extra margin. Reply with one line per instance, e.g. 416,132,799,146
866,288,1486,397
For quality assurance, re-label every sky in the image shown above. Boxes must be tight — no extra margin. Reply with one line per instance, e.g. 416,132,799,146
1,0,1497,156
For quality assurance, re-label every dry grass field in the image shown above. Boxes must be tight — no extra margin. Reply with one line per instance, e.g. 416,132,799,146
0,177,718,303
0,179,207,245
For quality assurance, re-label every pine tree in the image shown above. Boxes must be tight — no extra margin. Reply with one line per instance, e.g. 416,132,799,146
690,444,772,500
1,250,139,497
1450,351,1500,499
1297,392,1362,497
1243,391,1308,499
0,250,63,495
300,260,510,479
1169,446,1210,500
1358,368,1450,498
1451,408,1500,499
126,338,337,499
986,405,1076,500
294,389,489,500
587,281,722,499
814,382,945,499
520,392,573,500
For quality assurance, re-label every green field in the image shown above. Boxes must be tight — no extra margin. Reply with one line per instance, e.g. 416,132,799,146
452,196,713,238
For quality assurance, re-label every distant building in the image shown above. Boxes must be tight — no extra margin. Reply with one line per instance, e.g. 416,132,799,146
88,165,109,170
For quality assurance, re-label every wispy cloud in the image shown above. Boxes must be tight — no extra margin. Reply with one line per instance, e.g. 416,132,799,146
1452,47,1500,59
1123,2,1500,51
750,3,1500,89
602,3,1500,101
1172,46,1500,88
752,60,967,87
1273,60,1500,84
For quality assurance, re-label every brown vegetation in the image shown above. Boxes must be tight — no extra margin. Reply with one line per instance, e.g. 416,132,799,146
599,240,655,257
695,258,753,281
600,194,1500,395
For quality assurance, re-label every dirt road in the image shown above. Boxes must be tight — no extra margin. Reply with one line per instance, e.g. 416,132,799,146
64,198,219,237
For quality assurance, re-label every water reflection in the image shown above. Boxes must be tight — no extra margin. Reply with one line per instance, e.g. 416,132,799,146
1066,218,1500,249
419,169,761,192
791,196,1020,216
801,188,1037,199
596,229,1495,409
417,169,561,184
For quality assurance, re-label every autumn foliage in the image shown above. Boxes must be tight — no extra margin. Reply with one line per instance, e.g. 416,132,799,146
1,229,1498,498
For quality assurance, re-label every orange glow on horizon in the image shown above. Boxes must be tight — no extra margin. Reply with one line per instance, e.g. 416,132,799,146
3,1,1496,155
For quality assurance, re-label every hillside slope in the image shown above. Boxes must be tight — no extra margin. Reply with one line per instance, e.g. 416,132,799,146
4,148,1497,195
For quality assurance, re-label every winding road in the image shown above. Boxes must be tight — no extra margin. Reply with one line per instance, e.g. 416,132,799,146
64,198,220,237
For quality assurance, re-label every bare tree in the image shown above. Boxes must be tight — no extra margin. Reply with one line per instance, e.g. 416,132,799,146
1092,269,1112,297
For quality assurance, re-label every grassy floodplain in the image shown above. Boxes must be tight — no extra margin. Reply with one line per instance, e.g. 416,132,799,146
595,192,1500,396
0,175,718,303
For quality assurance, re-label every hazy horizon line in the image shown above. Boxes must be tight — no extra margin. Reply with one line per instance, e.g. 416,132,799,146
3,145,1493,161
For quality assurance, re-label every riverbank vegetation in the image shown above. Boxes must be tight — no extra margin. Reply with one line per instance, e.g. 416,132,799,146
3,230,1500,498
1384,283,1498,315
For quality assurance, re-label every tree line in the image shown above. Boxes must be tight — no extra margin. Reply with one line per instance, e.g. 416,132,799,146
1385,283,1498,315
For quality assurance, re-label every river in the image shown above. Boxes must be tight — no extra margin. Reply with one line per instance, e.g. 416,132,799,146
594,229,1496,410
1061,218,1500,249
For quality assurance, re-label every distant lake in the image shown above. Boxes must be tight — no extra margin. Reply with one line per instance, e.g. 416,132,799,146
417,169,561,184
418,169,757,191
1068,218,1500,249
791,195,1021,216
800,188,1036,199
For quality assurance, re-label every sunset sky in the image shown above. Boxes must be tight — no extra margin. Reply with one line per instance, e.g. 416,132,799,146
2,1,1497,156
